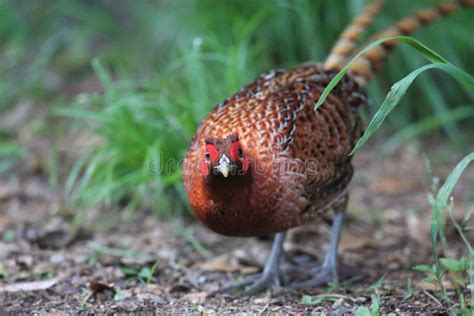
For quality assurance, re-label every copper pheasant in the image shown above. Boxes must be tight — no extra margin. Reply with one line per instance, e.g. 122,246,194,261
182,0,473,294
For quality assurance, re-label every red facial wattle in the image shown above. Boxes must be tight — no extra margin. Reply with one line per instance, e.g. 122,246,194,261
242,157,249,172
200,159,210,175
229,141,240,161
200,143,218,175
206,144,218,163
230,141,249,172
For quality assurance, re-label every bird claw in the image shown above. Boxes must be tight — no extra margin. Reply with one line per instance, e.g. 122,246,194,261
289,264,338,289
240,271,282,296
211,271,282,297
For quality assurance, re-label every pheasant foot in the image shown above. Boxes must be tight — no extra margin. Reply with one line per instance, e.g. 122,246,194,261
290,211,344,289
212,232,287,296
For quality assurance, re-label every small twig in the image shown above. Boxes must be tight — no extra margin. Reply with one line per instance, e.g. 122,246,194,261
423,290,443,307
257,303,270,315
178,227,212,258
0,273,67,293
0,278,59,293
168,255,200,289
315,293,359,303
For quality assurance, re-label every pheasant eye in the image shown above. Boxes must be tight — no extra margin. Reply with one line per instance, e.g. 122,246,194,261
205,143,218,163
230,141,242,161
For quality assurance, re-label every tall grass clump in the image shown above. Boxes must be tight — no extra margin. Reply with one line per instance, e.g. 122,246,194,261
413,153,474,314
59,17,266,218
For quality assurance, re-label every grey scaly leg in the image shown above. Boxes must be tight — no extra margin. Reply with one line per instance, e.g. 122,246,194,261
243,231,287,295
290,211,344,289
216,231,287,296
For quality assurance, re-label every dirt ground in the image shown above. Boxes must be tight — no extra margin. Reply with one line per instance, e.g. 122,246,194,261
1,140,473,314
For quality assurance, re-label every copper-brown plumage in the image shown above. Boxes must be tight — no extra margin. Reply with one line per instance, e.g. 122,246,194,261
182,0,472,293
183,65,364,236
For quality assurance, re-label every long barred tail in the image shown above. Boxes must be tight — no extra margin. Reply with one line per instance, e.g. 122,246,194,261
323,0,383,72
348,0,474,85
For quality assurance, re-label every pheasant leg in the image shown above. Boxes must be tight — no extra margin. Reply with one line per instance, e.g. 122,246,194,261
218,231,287,296
290,211,344,289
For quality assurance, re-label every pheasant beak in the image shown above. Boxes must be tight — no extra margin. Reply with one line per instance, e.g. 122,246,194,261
216,154,231,177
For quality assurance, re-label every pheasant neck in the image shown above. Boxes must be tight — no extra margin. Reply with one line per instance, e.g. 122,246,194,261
205,171,253,204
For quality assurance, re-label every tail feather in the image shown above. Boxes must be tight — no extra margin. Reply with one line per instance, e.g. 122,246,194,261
323,0,383,71
348,0,474,85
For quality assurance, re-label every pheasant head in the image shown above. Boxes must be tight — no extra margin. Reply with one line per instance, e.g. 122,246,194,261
200,134,250,178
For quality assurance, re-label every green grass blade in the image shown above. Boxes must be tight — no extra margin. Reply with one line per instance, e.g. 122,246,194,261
54,107,106,121
91,58,115,102
64,154,89,199
434,152,474,217
178,227,212,258
351,63,474,154
430,152,474,278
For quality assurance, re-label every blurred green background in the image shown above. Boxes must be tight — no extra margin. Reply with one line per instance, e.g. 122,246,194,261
0,0,473,219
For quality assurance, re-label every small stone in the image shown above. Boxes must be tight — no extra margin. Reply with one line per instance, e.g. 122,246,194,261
50,254,64,264
16,255,34,270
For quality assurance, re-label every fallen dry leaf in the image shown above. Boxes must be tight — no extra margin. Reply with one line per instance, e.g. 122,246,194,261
370,177,417,196
0,277,60,292
290,245,321,258
416,280,454,291
136,292,167,305
193,254,259,274
339,231,377,252
83,281,117,303
195,304,215,315
166,283,191,293
253,295,274,304
89,281,115,294
182,291,208,304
